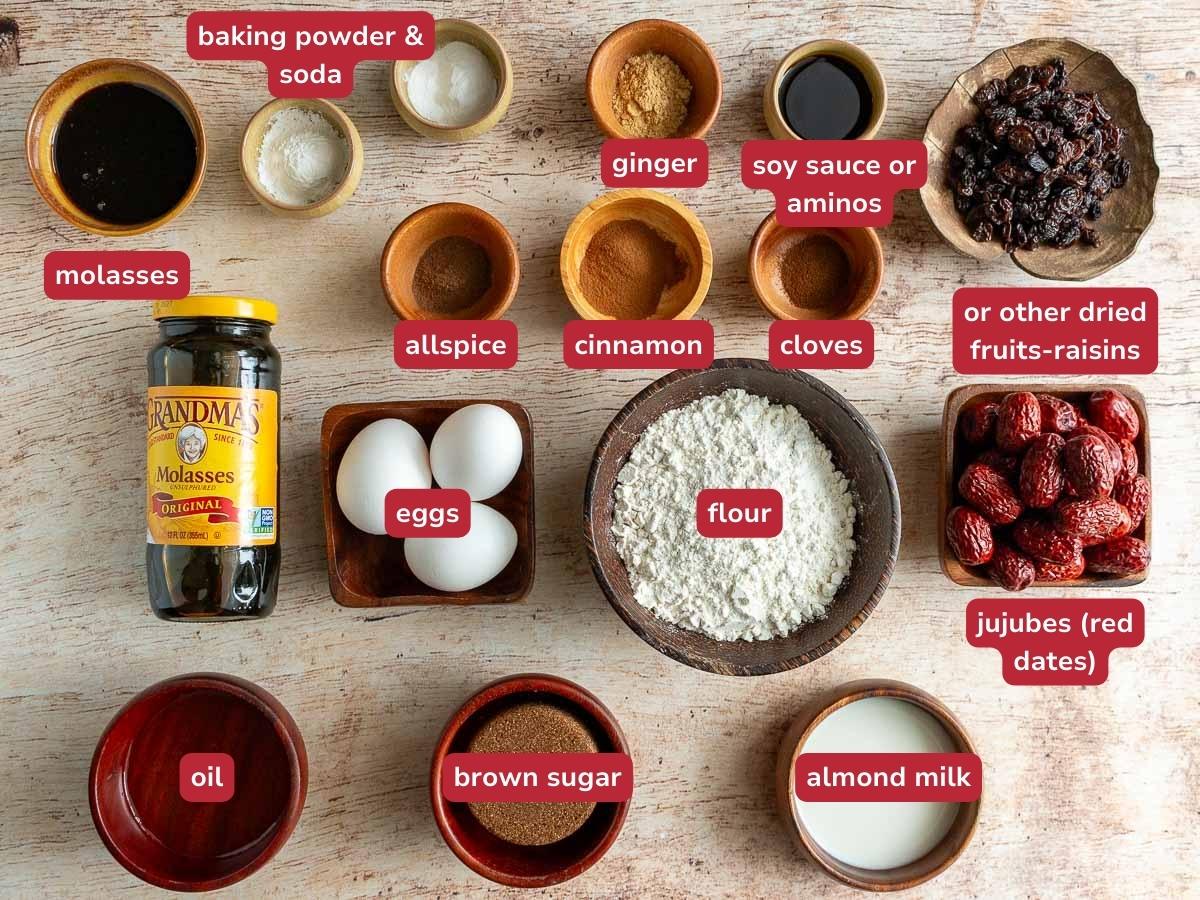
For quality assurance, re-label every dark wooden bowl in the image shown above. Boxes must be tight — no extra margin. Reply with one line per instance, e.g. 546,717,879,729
940,384,1150,588
321,400,535,607
430,674,631,888
89,673,307,892
921,38,1158,281
584,359,901,676
775,679,980,891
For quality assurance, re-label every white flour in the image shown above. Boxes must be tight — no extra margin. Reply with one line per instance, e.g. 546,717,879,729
612,389,856,641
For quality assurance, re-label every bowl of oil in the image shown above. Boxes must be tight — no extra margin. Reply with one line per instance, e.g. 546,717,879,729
27,58,206,236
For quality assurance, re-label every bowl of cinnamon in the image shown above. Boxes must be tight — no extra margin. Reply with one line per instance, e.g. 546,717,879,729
560,188,712,320
381,202,519,320
748,211,883,321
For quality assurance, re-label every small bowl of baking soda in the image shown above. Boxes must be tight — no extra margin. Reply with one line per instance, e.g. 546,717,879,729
240,98,363,218
390,19,513,142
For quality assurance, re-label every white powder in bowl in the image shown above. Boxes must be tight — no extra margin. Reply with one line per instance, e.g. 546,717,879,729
256,107,349,207
404,41,498,127
611,389,857,642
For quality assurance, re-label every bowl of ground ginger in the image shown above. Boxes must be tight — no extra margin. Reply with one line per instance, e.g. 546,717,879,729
586,19,722,140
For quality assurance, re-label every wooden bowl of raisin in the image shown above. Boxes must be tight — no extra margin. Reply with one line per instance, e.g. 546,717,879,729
921,39,1158,281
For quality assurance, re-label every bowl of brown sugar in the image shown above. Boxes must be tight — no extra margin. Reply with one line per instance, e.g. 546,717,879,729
748,212,883,320
381,202,519,320
561,189,712,320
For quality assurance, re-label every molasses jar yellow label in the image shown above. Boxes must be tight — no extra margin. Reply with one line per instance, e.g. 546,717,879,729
146,385,278,546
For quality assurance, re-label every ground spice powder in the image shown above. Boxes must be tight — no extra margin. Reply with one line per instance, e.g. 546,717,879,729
776,234,851,312
612,51,692,138
467,701,598,846
580,219,687,318
412,235,492,316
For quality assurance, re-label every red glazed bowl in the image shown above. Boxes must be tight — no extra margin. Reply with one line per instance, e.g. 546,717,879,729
430,674,631,888
89,673,307,892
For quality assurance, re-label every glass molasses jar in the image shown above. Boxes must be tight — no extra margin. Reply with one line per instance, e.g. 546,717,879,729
146,296,281,620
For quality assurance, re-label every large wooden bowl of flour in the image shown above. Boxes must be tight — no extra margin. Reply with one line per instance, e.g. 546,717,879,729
584,358,900,676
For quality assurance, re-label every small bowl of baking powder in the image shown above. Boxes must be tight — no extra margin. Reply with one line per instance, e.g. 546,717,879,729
240,98,363,218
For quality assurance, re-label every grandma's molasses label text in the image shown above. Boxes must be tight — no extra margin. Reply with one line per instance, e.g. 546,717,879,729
952,287,1158,375
442,753,634,803
600,139,708,188
741,140,926,227
563,320,714,369
795,753,982,802
187,11,433,97
147,386,278,547
394,321,518,369
44,251,189,300
966,597,1144,685
769,320,874,369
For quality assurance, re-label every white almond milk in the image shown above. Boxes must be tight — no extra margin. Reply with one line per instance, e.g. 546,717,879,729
794,696,960,870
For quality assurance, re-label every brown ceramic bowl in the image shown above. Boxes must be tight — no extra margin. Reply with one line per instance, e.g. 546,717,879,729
921,39,1158,281
775,679,980,891
748,211,883,320
763,40,887,141
381,202,520,320
586,19,722,140
239,98,363,218
391,19,514,141
320,400,535,607
940,384,1150,588
26,58,207,236
89,673,307,892
560,189,712,320
430,674,631,888
584,359,900,676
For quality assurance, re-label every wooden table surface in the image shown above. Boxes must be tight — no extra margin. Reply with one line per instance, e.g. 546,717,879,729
2,1,1197,897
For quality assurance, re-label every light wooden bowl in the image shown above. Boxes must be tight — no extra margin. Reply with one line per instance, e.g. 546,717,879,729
921,39,1159,281
940,384,1150,589
320,400,535,607
586,19,722,140
381,202,519,321
560,189,711,320
763,40,886,141
26,58,206,236
239,98,363,219
430,674,630,888
584,360,901,676
748,211,883,320
775,679,980,891
391,19,513,142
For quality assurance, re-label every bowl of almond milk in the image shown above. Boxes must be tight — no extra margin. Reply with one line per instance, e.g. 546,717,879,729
775,679,981,891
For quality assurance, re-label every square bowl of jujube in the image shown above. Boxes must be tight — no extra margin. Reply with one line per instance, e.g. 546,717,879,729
940,385,1150,590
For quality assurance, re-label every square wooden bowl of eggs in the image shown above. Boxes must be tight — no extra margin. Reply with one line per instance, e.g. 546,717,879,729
320,400,534,607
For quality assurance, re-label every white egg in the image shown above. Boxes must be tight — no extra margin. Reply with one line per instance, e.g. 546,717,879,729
430,404,523,500
336,418,431,535
404,502,517,592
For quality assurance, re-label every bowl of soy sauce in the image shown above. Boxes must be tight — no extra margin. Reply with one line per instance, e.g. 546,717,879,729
27,58,207,236
763,40,886,142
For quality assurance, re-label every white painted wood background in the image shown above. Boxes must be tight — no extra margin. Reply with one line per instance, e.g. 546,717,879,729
1,1,1196,896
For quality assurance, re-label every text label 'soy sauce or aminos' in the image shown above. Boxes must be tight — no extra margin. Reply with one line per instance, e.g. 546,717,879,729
146,296,281,621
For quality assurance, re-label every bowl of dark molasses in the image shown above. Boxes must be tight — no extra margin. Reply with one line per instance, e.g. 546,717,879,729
27,58,206,237
430,674,631,888
763,40,886,141
89,672,307,891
